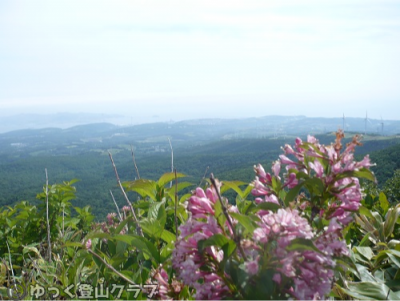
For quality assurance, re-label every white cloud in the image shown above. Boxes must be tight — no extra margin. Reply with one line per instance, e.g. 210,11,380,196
0,0,399,120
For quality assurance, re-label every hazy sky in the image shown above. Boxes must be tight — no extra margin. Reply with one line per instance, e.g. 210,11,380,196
1,0,399,123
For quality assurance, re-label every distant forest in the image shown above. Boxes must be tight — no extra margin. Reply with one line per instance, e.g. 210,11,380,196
1,121,400,218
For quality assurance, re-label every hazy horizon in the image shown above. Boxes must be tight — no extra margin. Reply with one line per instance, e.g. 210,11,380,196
1,1,399,122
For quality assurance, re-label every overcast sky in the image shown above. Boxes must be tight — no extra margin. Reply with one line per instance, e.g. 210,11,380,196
0,0,399,123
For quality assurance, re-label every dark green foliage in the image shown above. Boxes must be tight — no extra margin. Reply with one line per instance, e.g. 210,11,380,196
1,124,399,219
383,169,400,203
370,143,400,185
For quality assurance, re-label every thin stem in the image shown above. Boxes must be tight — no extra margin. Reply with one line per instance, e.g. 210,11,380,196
61,204,65,259
108,152,143,237
130,144,140,179
28,254,50,285
210,174,247,259
45,168,52,262
6,239,17,290
174,169,178,241
110,190,123,221
198,166,209,187
87,249,137,286
62,205,65,238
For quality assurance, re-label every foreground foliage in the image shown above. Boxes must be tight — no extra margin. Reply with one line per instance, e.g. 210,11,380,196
0,132,399,300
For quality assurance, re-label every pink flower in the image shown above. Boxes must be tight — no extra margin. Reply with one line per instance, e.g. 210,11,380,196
272,273,281,284
284,172,298,189
106,213,117,225
254,164,267,180
250,205,341,300
279,154,296,165
193,273,230,300
356,155,374,169
332,161,342,173
307,135,317,144
272,160,281,178
122,206,130,212
172,186,231,300
85,239,92,249
186,187,222,219
253,209,313,248
308,159,324,178
283,144,295,155
326,218,342,233
295,137,303,149
254,164,272,185
245,258,259,276
153,267,172,300
251,178,271,196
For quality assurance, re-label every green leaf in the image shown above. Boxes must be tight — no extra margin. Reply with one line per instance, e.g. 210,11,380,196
388,239,400,249
179,193,192,204
242,184,254,199
165,182,193,199
197,234,235,255
359,206,374,219
115,217,132,234
214,198,227,229
249,202,281,213
245,269,274,299
222,240,237,258
335,256,359,278
86,232,113,241
384,204,400,239
67,178,80,185
23,246,41,256
116,240,128,256
286,238,323,254
160,230,176,244
229,212,258,233
304,177,325,195
278,189,287,203
148,202,166,222
354,246,374,261
373,250,389,267
385,280,400,291
157,172,186,187
379,192,389,214
220,181,247,198
338,168,376,183
132,201,150,209
239,200,255,215
63,242,84,248
113,235,160,265
285,182,304,205
359,232,371,247
387,250,400,268
140,218,164,239
341,281,391,300
271,176,282,192
123,179,157,200
64,217,80,229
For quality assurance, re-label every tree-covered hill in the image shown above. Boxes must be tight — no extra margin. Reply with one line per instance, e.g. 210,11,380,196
370,143,400,184
1,128,400,218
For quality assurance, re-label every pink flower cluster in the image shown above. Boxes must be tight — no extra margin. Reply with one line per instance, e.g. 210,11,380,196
254,132,373,226
249,132,370,299
153,267,183,300
253,208,313,247
93,208,130,236
172,187,230,300
253,208,349,299
155,133,373,300
85,239,92,249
